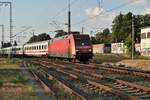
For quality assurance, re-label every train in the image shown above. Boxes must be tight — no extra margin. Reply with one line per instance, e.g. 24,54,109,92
0,32,93,63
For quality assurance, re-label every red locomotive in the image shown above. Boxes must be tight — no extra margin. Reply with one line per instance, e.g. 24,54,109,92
48,32,93,62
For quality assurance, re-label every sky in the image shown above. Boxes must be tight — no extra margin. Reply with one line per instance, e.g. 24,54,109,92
0,0,150,45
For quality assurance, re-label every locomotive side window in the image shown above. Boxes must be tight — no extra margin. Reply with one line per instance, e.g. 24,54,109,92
147,32,150,38
141,33,146,39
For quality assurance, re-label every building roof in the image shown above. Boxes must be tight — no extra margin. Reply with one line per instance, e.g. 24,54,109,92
141,26,150,29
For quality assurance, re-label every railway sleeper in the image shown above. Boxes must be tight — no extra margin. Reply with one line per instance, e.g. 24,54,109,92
132,92,149,96
137,94,150,99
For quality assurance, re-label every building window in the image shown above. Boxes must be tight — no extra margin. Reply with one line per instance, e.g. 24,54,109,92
147,32,150,38
141,33,146,39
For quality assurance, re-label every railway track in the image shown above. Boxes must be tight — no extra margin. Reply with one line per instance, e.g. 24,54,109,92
23,61,83,100
74,63,150,78
36,58,150,78
30,59,150,100
37,59,150,87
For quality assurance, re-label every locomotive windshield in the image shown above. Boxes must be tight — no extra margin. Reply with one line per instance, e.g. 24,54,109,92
74,35,91,46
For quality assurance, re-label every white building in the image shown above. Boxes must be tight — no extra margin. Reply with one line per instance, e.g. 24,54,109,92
141,27,150,56
111,43,126,54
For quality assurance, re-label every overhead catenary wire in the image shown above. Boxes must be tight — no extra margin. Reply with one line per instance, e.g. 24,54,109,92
72,0,139,26
50,0,79,20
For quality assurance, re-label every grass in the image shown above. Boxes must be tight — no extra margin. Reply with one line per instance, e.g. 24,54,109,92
134,55,150,60
49,79,80,100
0,58,19,69
91,54,127,64
91,53,150,64
0,58,38,100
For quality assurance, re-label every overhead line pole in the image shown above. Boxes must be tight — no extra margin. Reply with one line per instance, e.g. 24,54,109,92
9,2,13,59
0,24,4,48
68,0,71,34
0,2,13,58
0,2,13,44
132,14,135,60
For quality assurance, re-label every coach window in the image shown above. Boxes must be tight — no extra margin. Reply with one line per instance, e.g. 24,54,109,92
42,45,44,50
147,32,150,38
39,45,41,50
44,45,47,49
37,46,39,50
141,33,146,39
45,45,46,49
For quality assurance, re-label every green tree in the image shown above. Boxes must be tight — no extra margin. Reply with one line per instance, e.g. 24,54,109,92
28,33,51,43
38,33,51,41
124,34,132,57
54,30,68,38
112,12,132,43
102,28,110,36
112,13,150,43
124,34,139,57
91,36,97,44
2,42,12,48
94,28,112,44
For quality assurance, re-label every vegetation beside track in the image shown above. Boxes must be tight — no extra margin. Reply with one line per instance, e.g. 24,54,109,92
0,58,19,69
0,58,37,100
90,54,127,64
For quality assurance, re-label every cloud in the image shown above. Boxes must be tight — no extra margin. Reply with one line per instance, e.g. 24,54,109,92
129,0,147,5
145,7,150,14
84,7,117,31
85,7,104,17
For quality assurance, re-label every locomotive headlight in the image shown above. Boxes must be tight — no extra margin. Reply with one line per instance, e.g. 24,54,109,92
88,49,92,52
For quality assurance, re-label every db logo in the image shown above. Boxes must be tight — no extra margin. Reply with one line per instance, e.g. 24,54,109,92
82,43,85,46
